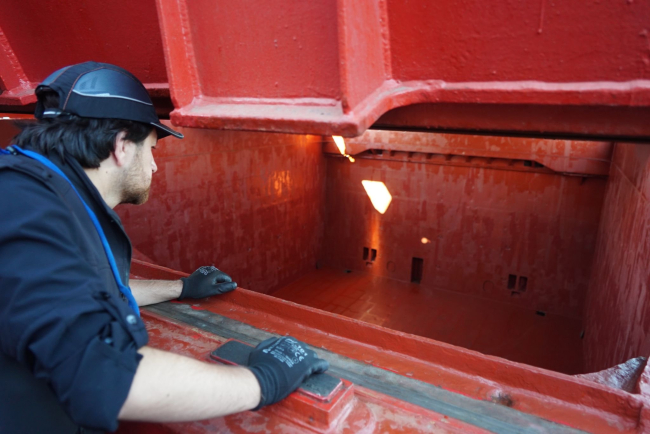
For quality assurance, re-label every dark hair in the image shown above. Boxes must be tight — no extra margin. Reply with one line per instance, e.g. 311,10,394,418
13,91,153,168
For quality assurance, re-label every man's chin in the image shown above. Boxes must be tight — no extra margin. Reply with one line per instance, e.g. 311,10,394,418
120,189,150,206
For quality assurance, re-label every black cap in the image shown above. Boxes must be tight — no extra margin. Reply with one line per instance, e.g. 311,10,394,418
34,61,183,140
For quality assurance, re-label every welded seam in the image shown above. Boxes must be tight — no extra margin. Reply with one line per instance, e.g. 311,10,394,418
146,302,586,434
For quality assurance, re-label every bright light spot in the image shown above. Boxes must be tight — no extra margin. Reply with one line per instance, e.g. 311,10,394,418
421,237,430,244
362,181,392,214
333,136,346,155
332,136,355,163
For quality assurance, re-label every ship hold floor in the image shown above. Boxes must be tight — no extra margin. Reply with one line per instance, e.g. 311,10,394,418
271,267,584,374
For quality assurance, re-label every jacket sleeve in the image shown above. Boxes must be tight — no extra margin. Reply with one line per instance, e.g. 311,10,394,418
0,171,148,431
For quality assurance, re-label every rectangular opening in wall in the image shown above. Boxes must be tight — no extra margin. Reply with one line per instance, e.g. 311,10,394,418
371,248,377,262
363,247,369,260
411,257,423,283
507,274,517,289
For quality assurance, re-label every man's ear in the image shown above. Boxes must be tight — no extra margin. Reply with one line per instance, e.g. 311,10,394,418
112,131,129,167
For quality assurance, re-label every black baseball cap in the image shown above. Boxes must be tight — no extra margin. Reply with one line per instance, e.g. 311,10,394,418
34,61,183,139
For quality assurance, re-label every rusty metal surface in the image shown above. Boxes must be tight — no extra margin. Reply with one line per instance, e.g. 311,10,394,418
576,357,648,393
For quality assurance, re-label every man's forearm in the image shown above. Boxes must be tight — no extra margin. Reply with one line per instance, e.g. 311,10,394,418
130,280,182,306
118,346,261,422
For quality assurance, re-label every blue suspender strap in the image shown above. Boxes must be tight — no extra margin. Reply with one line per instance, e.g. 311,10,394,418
6,146,140,316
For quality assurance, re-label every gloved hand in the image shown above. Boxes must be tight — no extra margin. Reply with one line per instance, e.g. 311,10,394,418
178,265,238,300
248,336,329,410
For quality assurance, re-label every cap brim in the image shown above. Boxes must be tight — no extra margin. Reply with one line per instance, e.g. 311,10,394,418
151,122,184,139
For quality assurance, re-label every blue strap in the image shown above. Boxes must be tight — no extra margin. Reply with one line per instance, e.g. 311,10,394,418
5,146,140,316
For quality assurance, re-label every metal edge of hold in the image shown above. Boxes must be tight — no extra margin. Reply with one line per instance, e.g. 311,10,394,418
146,302,587,434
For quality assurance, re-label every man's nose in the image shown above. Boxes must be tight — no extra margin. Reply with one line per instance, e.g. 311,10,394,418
152,158,158,173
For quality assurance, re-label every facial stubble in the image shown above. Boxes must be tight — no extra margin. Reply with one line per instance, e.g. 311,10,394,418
120,148,151,205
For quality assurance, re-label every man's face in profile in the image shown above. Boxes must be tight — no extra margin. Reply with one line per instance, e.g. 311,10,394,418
121,130,158,205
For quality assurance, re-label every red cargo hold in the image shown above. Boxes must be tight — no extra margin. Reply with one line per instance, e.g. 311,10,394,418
103,122,649,433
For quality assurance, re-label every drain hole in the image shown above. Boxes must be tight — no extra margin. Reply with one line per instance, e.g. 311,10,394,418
411,257,423,283
536,311,546,316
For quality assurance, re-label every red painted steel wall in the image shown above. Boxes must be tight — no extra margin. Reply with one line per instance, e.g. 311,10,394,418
116,124,326,294
584,143,650,372
0,1,166,85
185,1,340,100
0,119,19,146
322,155,607,319
387,0,650,83
2,1,650,137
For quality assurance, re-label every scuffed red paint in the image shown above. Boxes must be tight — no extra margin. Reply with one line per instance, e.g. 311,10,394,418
120,309,492,434
2,2,650,136
154,0,650,137
584,143,650,372
327,130,613,176
271,267,583,373
636,362,650,397
576,357,647,393
375,103,650,141
322,147,606,318
185,1,340,101
131,262,649,433
199,290,643,433
387,1,649,82
120,126,609,321
0,1,167,86
116,125,326,295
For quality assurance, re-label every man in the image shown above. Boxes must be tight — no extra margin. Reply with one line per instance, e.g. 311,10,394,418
0,62,328,433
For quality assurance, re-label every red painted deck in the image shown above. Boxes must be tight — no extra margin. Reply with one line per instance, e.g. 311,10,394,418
271,267,584,375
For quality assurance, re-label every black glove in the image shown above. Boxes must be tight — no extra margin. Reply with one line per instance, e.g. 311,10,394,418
179,266,238,300
248,336,329,410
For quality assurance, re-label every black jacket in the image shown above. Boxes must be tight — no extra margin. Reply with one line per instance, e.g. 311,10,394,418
0,148,148,433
